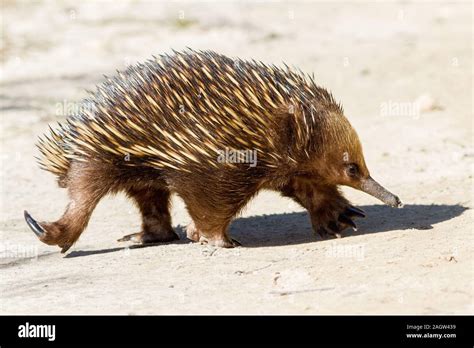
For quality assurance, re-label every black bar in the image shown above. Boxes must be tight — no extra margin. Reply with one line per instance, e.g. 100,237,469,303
0,315,472,346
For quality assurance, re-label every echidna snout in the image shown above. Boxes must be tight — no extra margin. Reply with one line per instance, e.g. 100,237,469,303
359,177,403,208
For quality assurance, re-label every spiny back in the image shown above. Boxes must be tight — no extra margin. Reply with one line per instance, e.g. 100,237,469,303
38,49,342,176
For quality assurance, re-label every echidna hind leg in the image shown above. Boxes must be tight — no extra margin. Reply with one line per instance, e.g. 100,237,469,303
184,205,241,248
190,221,239,248
24,161,109,253
118,187,179,244
176,175,258,248
185,220,241,247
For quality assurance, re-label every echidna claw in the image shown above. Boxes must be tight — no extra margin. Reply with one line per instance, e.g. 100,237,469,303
338,214,357,230
345,206,366,218
316,227,329,239
60,244,72,254
24,210,45,238
231,238,242,247
327,221,339,232
350,205,366,215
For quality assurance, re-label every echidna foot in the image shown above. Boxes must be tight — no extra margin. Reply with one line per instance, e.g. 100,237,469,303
312,203,366,240
185,221,200,242
24,210,76,253
198,235,241,248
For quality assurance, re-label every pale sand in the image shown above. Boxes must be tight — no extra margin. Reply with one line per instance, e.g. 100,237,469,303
0,0,472,314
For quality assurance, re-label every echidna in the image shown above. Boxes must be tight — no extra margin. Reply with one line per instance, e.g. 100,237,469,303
24,49,402,253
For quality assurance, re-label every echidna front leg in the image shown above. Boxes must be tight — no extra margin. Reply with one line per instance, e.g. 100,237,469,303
307,192,366,239
281,178,365,239
118,187,179,244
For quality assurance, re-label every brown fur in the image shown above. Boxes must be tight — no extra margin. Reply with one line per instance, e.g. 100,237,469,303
29,50,376,252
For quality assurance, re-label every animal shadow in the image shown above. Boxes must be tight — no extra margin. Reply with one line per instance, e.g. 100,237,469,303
65,203,467,257
64,238,189,258
229,204,469,247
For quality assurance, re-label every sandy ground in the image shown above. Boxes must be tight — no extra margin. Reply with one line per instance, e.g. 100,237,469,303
0,1,472,314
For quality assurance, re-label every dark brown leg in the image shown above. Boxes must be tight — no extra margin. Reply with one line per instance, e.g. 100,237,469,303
118,187,179,244
280,178,365,239
24,162,110,253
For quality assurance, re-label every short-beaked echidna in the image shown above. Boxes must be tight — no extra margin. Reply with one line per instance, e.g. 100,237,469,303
24,49,402,252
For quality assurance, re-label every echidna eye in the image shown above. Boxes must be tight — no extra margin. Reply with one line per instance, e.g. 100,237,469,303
347,164,358,177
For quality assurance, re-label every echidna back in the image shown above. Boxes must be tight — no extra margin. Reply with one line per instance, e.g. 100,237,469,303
38,50,340,181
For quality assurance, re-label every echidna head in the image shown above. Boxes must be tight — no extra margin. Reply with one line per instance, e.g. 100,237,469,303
313,112,403,208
